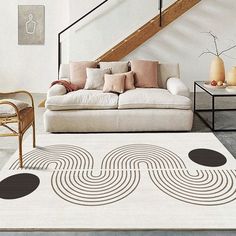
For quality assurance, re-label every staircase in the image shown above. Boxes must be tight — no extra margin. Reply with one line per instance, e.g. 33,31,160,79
59,0,201,67
96,0,200,62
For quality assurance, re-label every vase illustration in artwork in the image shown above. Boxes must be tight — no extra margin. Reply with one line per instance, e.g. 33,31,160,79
25,14,36,35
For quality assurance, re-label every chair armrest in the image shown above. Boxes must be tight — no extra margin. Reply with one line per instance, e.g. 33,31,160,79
0,91,34,108
0,100,20,119
47,84,67,98
167,77,190,98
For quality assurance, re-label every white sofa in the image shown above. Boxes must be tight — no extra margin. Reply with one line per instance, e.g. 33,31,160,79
44,63,193,132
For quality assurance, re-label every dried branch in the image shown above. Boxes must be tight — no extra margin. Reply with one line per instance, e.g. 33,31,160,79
222,53,236,60
200,31,236,59
219,44,236,56
201,31,219,56
199,48,217,57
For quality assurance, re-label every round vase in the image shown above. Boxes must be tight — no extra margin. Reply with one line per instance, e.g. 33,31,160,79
227,67,236,86
209,56,225,82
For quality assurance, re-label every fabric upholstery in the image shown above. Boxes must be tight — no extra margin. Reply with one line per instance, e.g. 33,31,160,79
59,64,70,79
158,63,180,88
103,74,125,94
47,84,67,98
118,88,191,110
46,89,118,111
84,68,111,90
0,99,30,117
70,61,98,89
44,109,193,132
167,77,190,98
118,71,135,90
59,63,180,89
131,60,158,88
99,61,129,73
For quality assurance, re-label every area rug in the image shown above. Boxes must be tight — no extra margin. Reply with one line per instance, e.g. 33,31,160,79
0,133,236,230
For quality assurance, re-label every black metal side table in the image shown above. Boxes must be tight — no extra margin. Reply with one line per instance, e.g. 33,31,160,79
194,81,236,132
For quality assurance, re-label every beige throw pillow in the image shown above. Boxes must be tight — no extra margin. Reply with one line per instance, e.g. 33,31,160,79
103,74,125,94
131,60,159,88
99,61,129,73
84,68,111,90
70,61,98,89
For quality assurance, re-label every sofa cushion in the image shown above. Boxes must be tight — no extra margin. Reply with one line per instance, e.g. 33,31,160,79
118,88,191,110
103,74,125,94
99,61,129,73
46,90,118,111
131,60,159,88
70,61,98,89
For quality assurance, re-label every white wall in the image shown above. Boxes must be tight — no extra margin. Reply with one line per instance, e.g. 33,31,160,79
0,0,69,93
68,0,175,61
123,0,236,91
1,0,235,92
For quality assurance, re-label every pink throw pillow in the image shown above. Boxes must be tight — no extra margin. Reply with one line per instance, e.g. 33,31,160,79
103,74,125,94
70,61,98,89
116,71,135,90
131,60,158,88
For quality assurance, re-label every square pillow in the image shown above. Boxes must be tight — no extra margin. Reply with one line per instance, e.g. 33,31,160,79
84,68,111,90
131,60,158,88
119,71,135,90
103,74,125,94
70,61,98,89
99,61,129,74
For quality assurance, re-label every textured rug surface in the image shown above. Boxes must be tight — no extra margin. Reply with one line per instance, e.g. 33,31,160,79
0,133,236,230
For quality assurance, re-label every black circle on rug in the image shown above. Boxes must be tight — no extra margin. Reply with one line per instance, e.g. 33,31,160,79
189,149,227,167
0,173,40,200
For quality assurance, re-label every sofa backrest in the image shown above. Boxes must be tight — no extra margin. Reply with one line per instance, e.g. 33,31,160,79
158,63,180,89
59,63,180,89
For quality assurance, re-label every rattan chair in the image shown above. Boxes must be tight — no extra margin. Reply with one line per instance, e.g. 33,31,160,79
0,91,36,168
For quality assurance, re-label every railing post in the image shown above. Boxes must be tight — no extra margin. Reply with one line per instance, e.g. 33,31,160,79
58,33,61,78
159,0,163,27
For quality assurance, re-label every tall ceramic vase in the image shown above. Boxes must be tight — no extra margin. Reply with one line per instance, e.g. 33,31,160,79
209,56,225,82
227,67,236,86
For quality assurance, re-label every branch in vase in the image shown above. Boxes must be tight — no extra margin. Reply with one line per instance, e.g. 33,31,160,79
222,53,236,60
219,44,236,56
199,49,217,57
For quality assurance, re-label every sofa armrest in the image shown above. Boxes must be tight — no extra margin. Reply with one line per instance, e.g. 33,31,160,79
167,77,190,98
47,84,67,98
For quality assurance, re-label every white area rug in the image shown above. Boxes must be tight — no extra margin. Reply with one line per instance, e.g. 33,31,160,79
0,133,236,230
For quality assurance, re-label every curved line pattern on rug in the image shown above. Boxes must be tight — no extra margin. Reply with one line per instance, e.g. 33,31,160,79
9,144,236,206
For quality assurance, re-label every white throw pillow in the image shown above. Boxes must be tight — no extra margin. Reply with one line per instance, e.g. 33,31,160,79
84,68,111,90
47,84,67,98
167,77,190,98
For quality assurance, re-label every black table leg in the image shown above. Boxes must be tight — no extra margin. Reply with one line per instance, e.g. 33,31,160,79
212,96,215,131
194,82,196,112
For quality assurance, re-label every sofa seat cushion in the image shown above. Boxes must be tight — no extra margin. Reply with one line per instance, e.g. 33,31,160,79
118,88,191,110
46,90,119,111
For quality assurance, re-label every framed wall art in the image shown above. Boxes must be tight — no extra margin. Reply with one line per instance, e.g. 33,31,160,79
18,5,45,45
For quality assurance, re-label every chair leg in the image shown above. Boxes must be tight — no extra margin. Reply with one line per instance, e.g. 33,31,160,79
18,134,23,168
32,121,36,148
